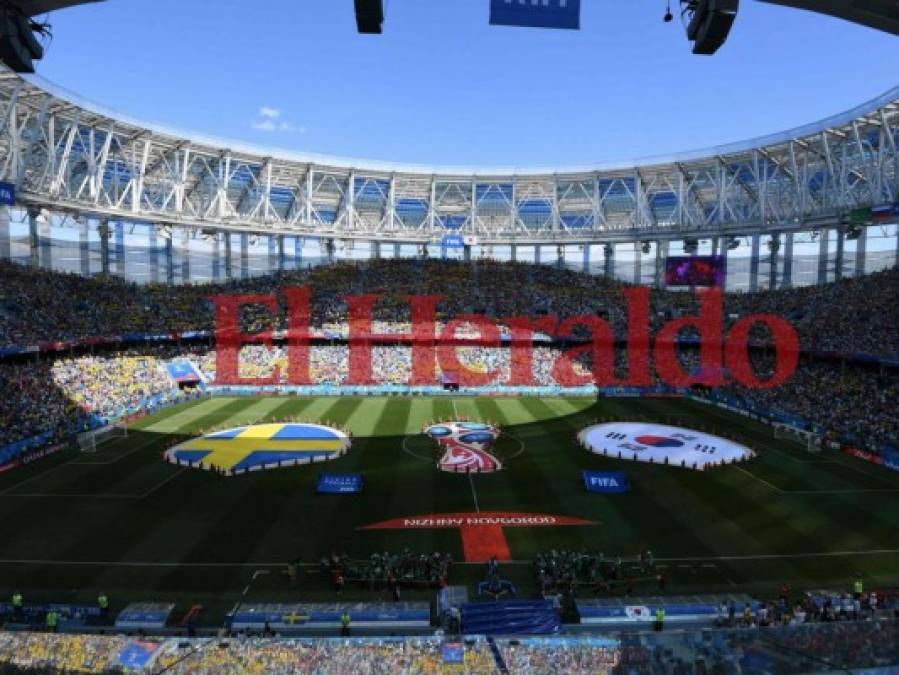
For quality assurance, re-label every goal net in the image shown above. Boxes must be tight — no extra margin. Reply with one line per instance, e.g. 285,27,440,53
77,424,128,453
773,424,822,453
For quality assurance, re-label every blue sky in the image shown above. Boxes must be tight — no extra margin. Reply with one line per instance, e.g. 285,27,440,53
32,0,899,167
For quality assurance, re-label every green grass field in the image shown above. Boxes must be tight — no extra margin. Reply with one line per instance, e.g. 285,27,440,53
1,394,899,625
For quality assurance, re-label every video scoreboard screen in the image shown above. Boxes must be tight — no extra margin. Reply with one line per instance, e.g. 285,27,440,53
664,255,726,287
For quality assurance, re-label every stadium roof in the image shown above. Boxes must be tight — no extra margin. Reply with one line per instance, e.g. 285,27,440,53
19,70,899,176
7,0,102,17
759,0,899,36
1,68,897,243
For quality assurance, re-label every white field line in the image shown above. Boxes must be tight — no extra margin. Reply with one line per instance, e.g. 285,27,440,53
3,549,899,569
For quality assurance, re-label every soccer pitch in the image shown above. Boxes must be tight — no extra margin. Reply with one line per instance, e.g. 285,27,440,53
1,394,898,622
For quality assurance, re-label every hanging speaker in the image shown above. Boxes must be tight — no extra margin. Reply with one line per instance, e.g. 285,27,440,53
354,0,384,34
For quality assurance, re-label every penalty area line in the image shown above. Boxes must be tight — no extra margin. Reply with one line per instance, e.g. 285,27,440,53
733,465,784,493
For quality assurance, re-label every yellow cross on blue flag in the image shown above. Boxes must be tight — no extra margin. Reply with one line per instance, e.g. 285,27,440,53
164,423,350,474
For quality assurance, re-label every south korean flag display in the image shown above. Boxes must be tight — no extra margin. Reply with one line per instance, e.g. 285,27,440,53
578,422,754,471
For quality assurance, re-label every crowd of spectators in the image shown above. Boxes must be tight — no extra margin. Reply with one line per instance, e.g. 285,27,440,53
0,342,897,457
2,257,897,357
1,254,898,457
2,622,898,674
0,632,128,673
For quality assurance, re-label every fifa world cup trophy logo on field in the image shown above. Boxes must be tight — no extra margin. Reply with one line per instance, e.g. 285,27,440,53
425,422,503,473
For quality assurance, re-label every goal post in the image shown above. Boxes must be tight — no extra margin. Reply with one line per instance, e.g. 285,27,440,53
77,424,128,453
773,424,822,453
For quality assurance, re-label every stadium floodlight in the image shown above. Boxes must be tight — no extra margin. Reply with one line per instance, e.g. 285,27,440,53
680,0,739,54
726,236,741,250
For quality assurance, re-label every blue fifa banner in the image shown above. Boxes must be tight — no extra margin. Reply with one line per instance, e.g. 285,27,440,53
442,643,465,664
166,361,202,383
317,473,363,494
441,234,465,249
0,181,14,206
118,641,160,669
583,471,629,493
490,0,581,30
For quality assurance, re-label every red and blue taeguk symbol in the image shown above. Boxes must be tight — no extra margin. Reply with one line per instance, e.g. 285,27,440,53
634,435,685,448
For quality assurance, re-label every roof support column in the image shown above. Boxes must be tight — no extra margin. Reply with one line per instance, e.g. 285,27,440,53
769,234,780,291
278,234,285,272
510,243,517,262
603,244,614,280
212,232,222,281
267,235,277,274
534,244,541,265
78,217,90,277
164,232,174,285
834,227,845,281
181,227,191,284
148,224,159,284
114,221,125,277
633,241,642,284
854,225,867,278
782,232,794,288
0,206,12,260
294,236,303,269
29,208,50,270
0,206,9,261
656,240,667,289
240,233,249,279
817,228,829,285
224,232,233,279
582,244,590,273
373,240,381,259
749,233,760,292
98,220,109,275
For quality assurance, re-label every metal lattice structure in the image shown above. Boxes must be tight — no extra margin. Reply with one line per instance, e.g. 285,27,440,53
0,67,897,247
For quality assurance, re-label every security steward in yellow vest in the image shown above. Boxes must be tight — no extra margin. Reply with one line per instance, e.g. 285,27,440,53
46,609,58,633
655,607,665,632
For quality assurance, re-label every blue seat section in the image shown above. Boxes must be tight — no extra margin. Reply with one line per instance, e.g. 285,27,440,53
576,595,748,627
230,451,335,473
271,425,339,440
115,602,174,630
461,601,560,636
171,450,211,464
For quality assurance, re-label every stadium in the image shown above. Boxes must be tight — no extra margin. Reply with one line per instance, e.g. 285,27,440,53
0,1,898,672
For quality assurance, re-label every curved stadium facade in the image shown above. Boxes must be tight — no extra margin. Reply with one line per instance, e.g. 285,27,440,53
0,67,897,290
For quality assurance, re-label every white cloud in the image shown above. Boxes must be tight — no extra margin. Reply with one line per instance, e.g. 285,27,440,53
251,107,305,134
252,119,278,132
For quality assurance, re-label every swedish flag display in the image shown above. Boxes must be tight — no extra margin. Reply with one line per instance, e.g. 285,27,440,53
164,423,351,475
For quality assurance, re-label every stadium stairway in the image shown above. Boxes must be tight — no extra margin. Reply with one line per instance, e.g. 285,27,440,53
486,637,510,674
461,600,560,636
